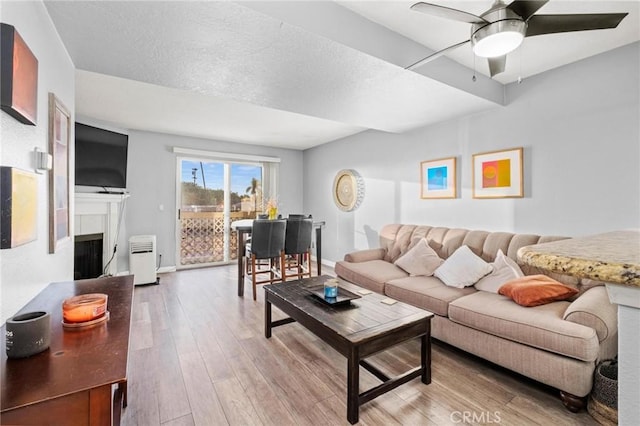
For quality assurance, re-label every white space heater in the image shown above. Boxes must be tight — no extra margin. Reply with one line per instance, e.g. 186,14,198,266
129,235,157,285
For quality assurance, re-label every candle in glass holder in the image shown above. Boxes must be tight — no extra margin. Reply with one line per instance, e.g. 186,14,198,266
324,278,338,298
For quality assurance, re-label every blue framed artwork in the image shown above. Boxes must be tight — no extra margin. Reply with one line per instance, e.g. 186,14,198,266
420,157,456,199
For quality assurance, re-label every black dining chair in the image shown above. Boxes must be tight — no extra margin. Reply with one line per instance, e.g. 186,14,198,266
288,214,312,219
281,216,313,281
247,214,268,259
245,214,283,275
245,219,286,300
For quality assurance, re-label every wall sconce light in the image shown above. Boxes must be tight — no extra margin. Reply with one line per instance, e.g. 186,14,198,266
34,147,52,174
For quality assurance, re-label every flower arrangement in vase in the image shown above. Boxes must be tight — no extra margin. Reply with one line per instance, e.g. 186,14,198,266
265,198,278,219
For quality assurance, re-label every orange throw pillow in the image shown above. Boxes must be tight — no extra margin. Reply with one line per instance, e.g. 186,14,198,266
499,275,579,307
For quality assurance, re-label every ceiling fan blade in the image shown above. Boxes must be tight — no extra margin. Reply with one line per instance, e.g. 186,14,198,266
406,40,471,71
488,56,506,77
410,2,487,24
506,0,549,21
526,13,629,37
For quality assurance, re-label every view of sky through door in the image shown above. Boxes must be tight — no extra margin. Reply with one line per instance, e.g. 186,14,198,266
180,161,261,196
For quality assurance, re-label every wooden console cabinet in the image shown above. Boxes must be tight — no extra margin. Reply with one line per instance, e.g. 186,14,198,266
1,276,134,425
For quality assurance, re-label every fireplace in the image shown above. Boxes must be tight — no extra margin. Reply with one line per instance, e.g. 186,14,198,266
74,233,104,280
75,192,129,275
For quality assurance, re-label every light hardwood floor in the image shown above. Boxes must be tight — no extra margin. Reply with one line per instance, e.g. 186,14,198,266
122,265,598,426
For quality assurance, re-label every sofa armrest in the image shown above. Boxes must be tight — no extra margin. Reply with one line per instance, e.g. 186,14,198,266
344,248,386,263
563,286,617,343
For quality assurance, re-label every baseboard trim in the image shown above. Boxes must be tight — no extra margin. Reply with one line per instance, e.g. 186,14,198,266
311,256,336,269
117,266,177,276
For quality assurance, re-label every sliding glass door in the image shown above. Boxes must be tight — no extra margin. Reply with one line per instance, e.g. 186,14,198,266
177,158,263,268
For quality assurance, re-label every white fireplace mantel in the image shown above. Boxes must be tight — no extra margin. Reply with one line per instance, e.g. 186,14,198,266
75,192,130,275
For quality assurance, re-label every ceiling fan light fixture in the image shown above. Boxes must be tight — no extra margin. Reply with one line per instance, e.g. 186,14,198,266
472,20,526,58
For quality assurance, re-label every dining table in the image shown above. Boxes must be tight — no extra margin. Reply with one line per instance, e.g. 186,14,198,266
231,218,326,297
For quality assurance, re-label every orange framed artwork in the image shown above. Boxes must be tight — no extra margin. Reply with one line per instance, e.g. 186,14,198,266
472,147,523,198
0,24,38,125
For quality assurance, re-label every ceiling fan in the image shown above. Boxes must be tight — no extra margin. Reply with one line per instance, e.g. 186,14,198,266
407,0,628,77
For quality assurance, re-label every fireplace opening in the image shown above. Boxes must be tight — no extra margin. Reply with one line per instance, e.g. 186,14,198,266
74,233,104,280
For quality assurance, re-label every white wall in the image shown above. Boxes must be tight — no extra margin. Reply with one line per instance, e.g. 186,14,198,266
119,131,304,271
303,42,640,263
0,1,75,323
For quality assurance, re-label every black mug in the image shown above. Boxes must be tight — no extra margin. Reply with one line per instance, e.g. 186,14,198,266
5,311,51,359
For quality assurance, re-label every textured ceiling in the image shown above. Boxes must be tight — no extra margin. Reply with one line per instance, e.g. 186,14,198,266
44,1,639,150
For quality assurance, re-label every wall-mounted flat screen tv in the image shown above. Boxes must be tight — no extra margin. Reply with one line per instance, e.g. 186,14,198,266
75,123,128,190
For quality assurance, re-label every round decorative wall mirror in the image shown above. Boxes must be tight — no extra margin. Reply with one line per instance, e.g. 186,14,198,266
333,169,365,212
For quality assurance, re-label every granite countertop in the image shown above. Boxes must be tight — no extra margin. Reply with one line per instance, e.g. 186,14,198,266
518,230,640,287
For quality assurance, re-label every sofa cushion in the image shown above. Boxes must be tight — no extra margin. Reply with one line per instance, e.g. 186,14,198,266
393,238,443,276
434,245,493,288
461,230,490,257
448,291,599,361
438,228,469,258
383,225,417,263
334,260,407,294
499,275,579,307
506,234,540,259
475,250,524,293
481,232,515,262
384,276,476,316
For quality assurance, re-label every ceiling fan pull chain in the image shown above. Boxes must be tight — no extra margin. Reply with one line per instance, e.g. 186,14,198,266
518,43,524,84
472,54,477,82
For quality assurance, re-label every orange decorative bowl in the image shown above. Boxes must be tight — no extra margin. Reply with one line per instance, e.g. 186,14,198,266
62,293,108,323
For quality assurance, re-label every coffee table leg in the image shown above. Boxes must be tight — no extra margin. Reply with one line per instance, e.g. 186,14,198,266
421,333,431,384
347,347,360,424
265,297,272,339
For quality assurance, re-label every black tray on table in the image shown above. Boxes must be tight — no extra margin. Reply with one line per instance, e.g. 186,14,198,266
308,285,362,306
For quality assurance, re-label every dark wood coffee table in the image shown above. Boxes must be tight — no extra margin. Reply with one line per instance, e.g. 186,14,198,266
264,276,433,424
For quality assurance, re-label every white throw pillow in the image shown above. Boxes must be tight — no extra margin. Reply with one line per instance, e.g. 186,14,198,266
475,250,525,293
394,238,443,276
434,245,493,288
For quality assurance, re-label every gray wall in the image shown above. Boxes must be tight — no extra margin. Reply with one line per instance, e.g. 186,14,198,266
304,42,640,264
0,2,75,323
120,131,304,270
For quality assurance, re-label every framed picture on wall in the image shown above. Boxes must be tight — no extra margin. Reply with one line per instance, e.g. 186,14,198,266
472,147,523,198
48,93,71,253
0,167,38,249
420,157,456,199
0,24,38,125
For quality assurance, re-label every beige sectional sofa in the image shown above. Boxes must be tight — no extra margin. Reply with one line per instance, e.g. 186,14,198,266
335,224,617,411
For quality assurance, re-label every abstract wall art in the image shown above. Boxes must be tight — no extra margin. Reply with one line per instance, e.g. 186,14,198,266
472,147,523,198
0,167,38,249
0,23,38,125
420,157,456,199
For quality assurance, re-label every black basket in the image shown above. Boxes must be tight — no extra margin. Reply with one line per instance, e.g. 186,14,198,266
588,358,618,425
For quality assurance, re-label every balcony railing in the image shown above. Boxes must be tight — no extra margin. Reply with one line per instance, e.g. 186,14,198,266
180,211,253,265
